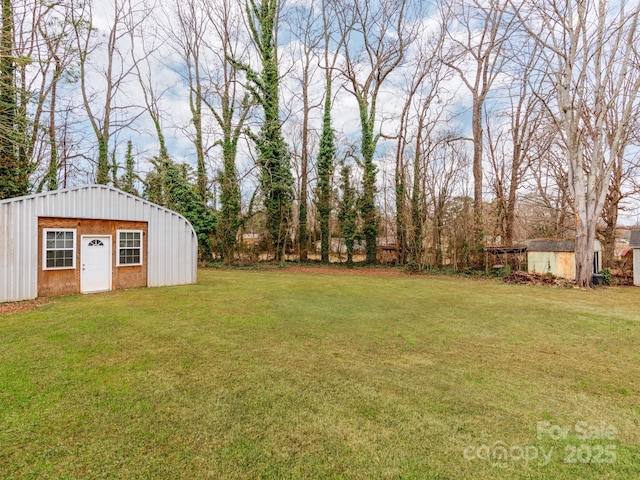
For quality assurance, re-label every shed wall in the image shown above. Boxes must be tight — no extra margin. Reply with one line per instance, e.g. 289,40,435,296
555,252,576,279
528,251,576,279
37,217,149,297
634,249,640,286
0,185,197,302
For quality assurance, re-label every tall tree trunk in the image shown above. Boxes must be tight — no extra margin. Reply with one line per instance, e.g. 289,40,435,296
358,94,378,264
191,66,207,200
298,67,309,261
240,0,294,262
317,77,334,264
471,97,484,251
316,0,340,264
45,58,62,191
395,158,406,264
599,155,623,269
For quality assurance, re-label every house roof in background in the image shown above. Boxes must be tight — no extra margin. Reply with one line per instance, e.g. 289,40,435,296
526,239,576,252
629,229,640,248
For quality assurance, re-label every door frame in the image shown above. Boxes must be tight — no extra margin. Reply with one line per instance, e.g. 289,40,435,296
80,235,112,293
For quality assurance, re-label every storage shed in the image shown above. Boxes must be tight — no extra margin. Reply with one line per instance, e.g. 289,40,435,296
526,239,602,280
0,185,198,303
629,229,640,286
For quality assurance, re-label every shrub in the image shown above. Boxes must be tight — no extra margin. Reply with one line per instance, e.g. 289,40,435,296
599,268,612,286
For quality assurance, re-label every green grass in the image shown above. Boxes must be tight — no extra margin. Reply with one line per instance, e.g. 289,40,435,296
1,268,639,479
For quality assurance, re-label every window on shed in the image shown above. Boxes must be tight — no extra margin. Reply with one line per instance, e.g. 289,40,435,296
43,229,76,269
117,230,143,266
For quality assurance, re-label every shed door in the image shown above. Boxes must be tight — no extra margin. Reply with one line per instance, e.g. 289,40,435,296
81,236,112,293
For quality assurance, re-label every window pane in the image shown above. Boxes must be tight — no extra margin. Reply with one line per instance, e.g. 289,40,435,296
64,251,73,266
120,247,141,264
46,251,55,268
44,231,74,269
118,232,142,265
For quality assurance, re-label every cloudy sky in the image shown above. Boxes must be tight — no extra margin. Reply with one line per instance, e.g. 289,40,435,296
68,0,475,189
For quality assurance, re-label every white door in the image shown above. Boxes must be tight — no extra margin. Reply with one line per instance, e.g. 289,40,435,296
81,236,112,293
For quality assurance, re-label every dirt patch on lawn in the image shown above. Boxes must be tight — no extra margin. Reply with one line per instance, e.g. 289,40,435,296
0,298,50,315
281,266,410,277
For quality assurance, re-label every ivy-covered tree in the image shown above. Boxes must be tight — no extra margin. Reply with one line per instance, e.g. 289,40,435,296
338,162,357,267
237,0,294,261
316,80,335,264
144,158,217,261
217,132,244,263
315,0,341,264
203,0,251,265
334,0,416,263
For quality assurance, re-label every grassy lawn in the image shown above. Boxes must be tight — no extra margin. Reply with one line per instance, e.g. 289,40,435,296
1,268,639,479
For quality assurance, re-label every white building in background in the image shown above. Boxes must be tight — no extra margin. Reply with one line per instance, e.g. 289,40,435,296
629,229,640,286
526,239,602,280
0,185,198,303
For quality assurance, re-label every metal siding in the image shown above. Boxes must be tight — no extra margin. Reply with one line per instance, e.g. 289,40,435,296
170,214,181,284
0,198,39,302
173,215,182,284
0,203,14,301
0,185,197,302
25,199,39,300
634,250,640,286
189,227,198,282
175,216,187,285
147,206,162,287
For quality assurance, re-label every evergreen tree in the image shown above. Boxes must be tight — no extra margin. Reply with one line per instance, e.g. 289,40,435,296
144,158,216,261
110,150,119,188
121,140,138,195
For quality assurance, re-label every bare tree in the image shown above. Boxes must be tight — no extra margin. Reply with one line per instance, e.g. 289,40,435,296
70,0,144,184
515,0,640,286
129,2,170,161
485,38,548,245
166,0,210,199
442,0,515,253
394,12,449,264
1,0,56,197
282,1,325,261
598,75,640,268
0,0,86,196
36,2,77,192
203,0,252,263
334,0,418,263
426,136,469,267
520,133,574,239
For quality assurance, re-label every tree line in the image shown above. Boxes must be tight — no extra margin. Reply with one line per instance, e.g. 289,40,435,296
0,0,639,286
